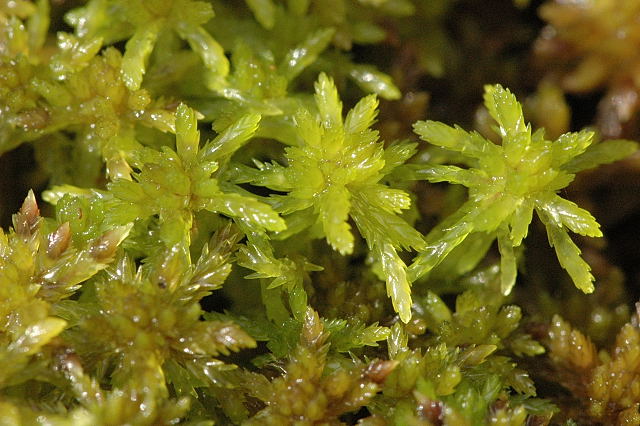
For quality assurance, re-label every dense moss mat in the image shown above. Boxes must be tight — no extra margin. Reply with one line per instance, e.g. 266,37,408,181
1,0,640,424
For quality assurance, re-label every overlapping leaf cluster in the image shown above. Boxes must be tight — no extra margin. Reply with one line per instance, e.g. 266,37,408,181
1,0,639,425
363,270,553,425
236,72,423,322
410,84,636,295
544,304,640,424
244,308,395,425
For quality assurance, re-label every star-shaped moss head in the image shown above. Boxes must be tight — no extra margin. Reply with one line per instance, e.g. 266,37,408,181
410,84,637,295
245,73,424,322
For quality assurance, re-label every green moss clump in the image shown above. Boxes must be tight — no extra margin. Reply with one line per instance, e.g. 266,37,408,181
1,1,640,424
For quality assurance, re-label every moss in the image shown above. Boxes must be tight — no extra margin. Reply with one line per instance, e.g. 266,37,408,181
0,0,639,424
545,305,640,424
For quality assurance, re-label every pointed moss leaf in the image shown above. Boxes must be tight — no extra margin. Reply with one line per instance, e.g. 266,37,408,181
413,121,498,160
201,113,261,162
27,0,50,52
270,208,315,240
108,178,145,205
288,284,308,320
326,319,390,352
176,23,229,86
348,64,401,100
206,193,285,232
551,129,594,168
510,334,545,357
64,0,105,38
540,212,594,293
175,103,200,164
280,28,335,81
232,162,284,189
345,94,379,135
429,232,494,280
318,186,353,254
260,298,299,344
538,194,602,237
245,0,276,29
387,322,409,359
30,78,72,107
236,232,284,280
181,320,256,356
293,107,322,147
419,292,453,332
473,194,519,232
185,224,242,301
351,194,425,251
502,131,531,167
376,242,412,323
563,139,639,173
510,396,558,416
509,200,534,246
315,72,344,131
460,345,498,366
121,22,160,90
50,33,103,77
359,185,411,213
497,227,517,295
164,359,201,398
483,84,526,137
409,205,475,280
10,317,67,356
411,164,481,187
173,0,215,26
381,141,418,175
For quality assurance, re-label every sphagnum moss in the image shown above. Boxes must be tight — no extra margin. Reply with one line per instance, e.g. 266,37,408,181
0,1,639,425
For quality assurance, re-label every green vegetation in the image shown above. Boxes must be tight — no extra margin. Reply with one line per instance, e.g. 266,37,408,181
1,0,639,424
